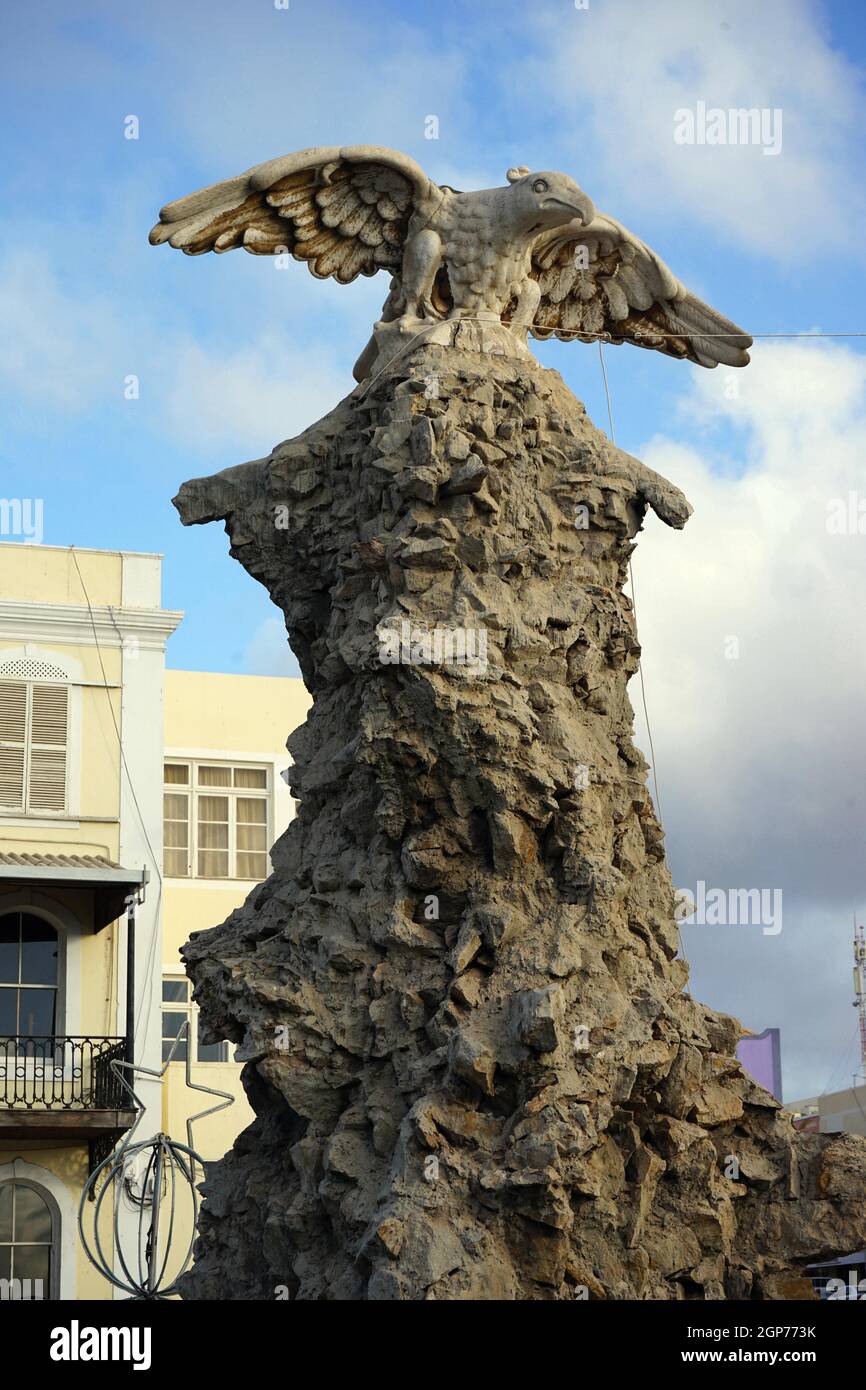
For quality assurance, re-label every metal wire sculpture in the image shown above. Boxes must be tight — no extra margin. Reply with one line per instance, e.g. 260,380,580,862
78,1022,233,1299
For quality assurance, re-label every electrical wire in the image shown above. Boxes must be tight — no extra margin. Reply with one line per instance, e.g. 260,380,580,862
818,1028,861,1099
595,340,690,986
595,342,665,826
66,317,865,1049
70,549,164,1052
102,603,164,1051
363,312,695,978
536,329,866,341
356,314,866,403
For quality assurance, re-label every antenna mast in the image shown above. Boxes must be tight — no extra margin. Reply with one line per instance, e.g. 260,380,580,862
854,918,866,1080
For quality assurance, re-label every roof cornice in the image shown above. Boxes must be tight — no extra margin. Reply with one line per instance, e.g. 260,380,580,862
0,599,184,650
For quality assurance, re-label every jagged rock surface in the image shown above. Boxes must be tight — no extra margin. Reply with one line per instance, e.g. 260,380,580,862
174,345,866,1301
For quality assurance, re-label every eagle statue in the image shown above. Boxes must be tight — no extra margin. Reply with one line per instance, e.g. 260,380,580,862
149,144,752,383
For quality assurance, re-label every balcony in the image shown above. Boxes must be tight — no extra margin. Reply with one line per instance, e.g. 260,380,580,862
0,860,146,1177
0,1036,136,1150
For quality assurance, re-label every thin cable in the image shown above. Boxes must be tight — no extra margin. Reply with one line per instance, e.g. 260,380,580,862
72,555,163,1050
596,340,690,987
367,316,691,970
537,328,866,341
356,318,455,398
70,550,163,1050
596,341,665,826
357,317,866,401
819,1028,860,1099
358,312,866,400
102,604,164,1049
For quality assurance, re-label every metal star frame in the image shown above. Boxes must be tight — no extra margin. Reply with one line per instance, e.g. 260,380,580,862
78,1022,234,1299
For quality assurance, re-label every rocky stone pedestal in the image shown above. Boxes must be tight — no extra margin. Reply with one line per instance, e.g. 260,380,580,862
174,345,866,1300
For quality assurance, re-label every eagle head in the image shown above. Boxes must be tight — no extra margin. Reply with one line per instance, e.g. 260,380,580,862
505,167,595,233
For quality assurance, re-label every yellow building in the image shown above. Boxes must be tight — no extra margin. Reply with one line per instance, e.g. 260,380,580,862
160,669,308,1273
0,542,309,1299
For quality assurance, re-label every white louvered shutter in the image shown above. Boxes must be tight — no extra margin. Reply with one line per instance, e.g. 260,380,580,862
28,684,68,812
0,680,27,809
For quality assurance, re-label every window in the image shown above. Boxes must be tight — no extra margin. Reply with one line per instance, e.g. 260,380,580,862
162,978,229,1063
0,913,59,1039
0,680,68,813
163,762,269,880
0,1181,57,1299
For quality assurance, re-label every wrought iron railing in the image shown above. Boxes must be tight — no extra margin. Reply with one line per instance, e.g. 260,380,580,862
0,1036,127,1110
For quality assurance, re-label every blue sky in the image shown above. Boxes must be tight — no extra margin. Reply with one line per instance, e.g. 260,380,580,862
2,0,866,1097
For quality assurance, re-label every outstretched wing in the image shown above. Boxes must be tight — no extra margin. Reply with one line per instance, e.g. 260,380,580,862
528,213,751,368
149,145,439,285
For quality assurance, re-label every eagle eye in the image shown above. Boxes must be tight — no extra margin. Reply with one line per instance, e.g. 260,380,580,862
532,178,549,194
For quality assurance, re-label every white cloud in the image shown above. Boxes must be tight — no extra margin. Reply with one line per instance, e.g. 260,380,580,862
0,252,124,412
526,0,864,259
0,244,355,455
161,333,350,453
628,340,866,1094
134,0,470,177
634,340,866,884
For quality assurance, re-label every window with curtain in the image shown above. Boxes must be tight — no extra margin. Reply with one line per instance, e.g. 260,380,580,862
161,977,229,1062
163,762,269,880
0,1181,56,1298
0,913,59,1040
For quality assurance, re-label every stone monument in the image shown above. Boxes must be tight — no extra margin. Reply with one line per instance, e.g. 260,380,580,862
152,147,866,1299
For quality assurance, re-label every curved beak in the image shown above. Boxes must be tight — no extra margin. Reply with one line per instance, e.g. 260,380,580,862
540,193,595,225
542,193,594,225
573,192,595,225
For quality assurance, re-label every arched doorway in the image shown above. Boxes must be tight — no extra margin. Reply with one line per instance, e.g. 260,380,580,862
0,1178,60,1299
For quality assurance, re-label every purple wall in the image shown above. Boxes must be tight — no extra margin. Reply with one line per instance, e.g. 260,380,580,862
736,1028,783,1100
